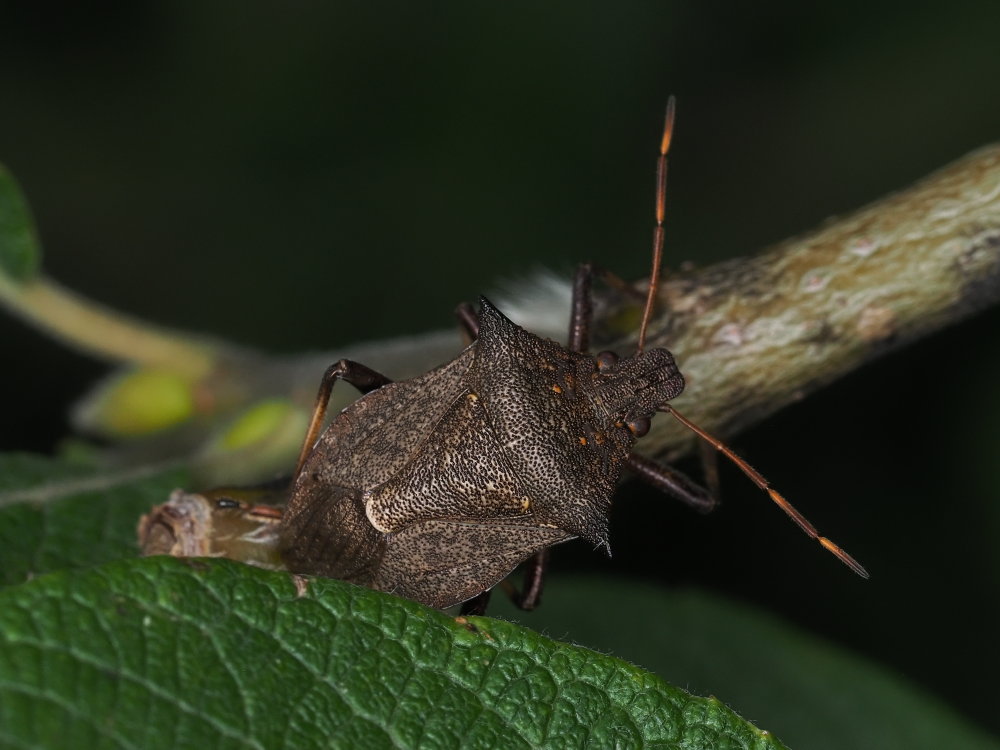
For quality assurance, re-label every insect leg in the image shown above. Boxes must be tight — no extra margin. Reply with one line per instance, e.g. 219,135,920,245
568,262,595,353
293,360,393,477
454,301,479,341
626,453,717,513
509,548,549,610
568,262,653,354
698,440,722,502
459,589,492,616
457,548,553,614
478,546,553,614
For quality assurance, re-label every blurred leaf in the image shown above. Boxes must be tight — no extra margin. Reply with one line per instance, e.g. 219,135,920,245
494,577,1000,750
0,453,188,587
0,163,40,282
0,556,787,750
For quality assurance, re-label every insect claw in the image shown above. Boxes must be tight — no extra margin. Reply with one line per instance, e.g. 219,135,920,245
819,537,870,579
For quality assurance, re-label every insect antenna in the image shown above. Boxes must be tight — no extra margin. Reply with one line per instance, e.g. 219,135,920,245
660,404,870,579
637,95,676,353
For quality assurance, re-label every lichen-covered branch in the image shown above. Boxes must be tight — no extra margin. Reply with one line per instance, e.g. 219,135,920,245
3,146,999,479
634,144,1000,459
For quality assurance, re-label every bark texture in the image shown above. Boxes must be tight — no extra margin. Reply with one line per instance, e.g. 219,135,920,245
629,144,1000,459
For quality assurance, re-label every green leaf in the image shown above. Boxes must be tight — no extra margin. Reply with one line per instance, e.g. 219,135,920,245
493,578,1000,750
0,556,787,750
3,452,994,749
0,453,189,587
0,163,41,282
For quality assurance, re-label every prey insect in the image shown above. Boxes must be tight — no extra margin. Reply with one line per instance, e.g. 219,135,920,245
276,97,868,613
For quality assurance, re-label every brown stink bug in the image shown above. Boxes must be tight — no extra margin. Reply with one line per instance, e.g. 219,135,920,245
277,97,868,614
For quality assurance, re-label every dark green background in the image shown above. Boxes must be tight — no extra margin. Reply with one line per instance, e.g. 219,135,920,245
2,1,999,742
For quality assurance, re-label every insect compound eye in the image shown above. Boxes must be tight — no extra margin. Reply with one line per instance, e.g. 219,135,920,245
596,351,619,371
627,417,651,437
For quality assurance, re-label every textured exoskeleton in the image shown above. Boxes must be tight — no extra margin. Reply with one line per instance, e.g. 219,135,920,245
169,100,866,607
279,298,684,609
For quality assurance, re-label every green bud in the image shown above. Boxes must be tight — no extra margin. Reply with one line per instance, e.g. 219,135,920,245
217,399,303,451
196,399,309,486
80,368,196,437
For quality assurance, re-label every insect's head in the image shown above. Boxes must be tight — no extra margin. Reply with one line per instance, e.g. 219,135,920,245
589,347,684,436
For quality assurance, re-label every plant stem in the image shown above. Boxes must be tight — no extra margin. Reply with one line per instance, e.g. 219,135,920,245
633,144,1000,459
0,275,219,378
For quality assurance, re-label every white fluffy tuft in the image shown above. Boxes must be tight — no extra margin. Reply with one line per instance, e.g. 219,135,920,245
489,268,573,339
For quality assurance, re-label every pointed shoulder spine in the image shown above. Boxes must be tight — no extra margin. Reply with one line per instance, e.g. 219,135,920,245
476,296,522,339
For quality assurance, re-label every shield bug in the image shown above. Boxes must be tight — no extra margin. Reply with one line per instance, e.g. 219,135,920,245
277,97,868,613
